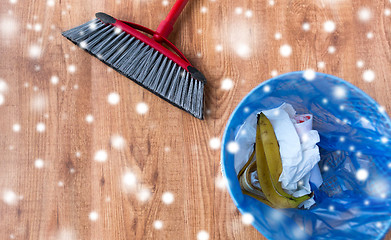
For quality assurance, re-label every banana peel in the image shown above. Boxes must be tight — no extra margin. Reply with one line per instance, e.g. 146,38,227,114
237,113,313,209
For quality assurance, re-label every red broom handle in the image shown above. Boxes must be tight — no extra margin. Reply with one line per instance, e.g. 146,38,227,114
153,0,189,42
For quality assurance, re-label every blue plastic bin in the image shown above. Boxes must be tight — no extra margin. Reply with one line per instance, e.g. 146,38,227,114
221,71,391,239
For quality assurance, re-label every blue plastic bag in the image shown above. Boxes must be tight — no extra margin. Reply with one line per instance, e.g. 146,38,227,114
221,71,391,239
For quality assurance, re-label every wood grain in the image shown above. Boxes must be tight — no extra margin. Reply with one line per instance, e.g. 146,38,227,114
0,0,390,239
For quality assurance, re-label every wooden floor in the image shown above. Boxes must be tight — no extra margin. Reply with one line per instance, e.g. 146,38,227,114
0,0,390,239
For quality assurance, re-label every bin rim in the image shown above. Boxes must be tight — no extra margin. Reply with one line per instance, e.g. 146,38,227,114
220,71,391,239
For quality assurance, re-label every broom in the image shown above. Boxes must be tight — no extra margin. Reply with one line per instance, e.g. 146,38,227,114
62,0,205,119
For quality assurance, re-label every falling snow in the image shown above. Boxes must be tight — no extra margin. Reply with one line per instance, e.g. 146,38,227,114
209,137,221,150
0,94,4,106
303,69,316,81
2,190,18,205
242,213,254,225
356,168,369,181
356,60,364,68
323,20,336,33
12,123,20,132
268,0,275,6
385,8,391,16
136,102,149,114
0,79,8,93
89,211,98,221
317,61,325,69
366,32,374,39
153,220,163,230
35,159,44,168
215,44,223,52
34,23,42,32
79,41,87,49
50,75,59,85
36,122,46,132
279,44,292,57
162,0,169,6
235,7,243,14
94,150,108,162
31,94,47,112
200,7,208,13
245,10,253,18
274,32,282,40
29,44,41,59
227,141,239,154
1,17,18,37
67,65,76,73
358,8,372,22
122,172,137,188
221,78,234,90
47,0,55,7
328,46,336,54
215,175,228,190
302,22,310,31
381,137,388,144
362,70,375,82
263,85,271,92
111,135,126,150
85,114,94,123
197,230,210,240
162,192,174,204
107,92,120,105
137,188,151,202
234,43,251,59
333,86,346,99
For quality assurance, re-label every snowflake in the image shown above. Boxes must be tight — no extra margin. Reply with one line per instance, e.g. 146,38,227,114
209,137,221,150
328,205,335,211
333,86,346,99
1,17,18,37
322,98,328,104
67,65,76,73
323,165,329,171
349,145,355,151
58,181,64,187
263,85,271,92
381,137,388,144
114,28,121,34
271,70,278,77
162,192,174,204
215,44,223,52
12,123,20,132
197,230,210,240
221,78,234,90
89,22,97,30
164,146,170,152
94,150,108,162
136,102,149,114
111,135,126,150
227,141,240,153
85,114,94,123
50,75,59,85
79,41,87,49
73,84,78,90
274,32,282,40
385,8,391,16
10,0,17,3
31,94,47,112
162,0,169,6
235,7,243,14
362,70,375,82
89,211,98,221
34,23,42,32
302,22,310,31
364,200,370,205
200,6,208,13
215,175,228,190
323,20,336,33
358,8,371,22
2,190,18,205
0,79,8,93
234,43,251,59
279,44,292,57
29,44,41,59
154,220,163,230
123,172,137,188
317,61,325,69
366,32,374,39
107,92,120,105
36,122,46,132
243,107,250,113
137,188,151,202
303,69,316,81
245,10,253,18
268,0,275,6
242,213,254,225
356,60,364,68
328,46,336,54
47,0,55,7
34,158,44,168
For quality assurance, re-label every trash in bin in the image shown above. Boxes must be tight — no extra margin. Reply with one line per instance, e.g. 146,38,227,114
221,71,391,239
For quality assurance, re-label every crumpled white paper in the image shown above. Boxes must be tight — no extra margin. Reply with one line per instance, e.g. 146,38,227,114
234,103,322,209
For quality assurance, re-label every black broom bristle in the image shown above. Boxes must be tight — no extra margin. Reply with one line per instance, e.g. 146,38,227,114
62,18,204,119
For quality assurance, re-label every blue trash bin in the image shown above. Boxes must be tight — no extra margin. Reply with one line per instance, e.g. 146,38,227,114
221,71,391,239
